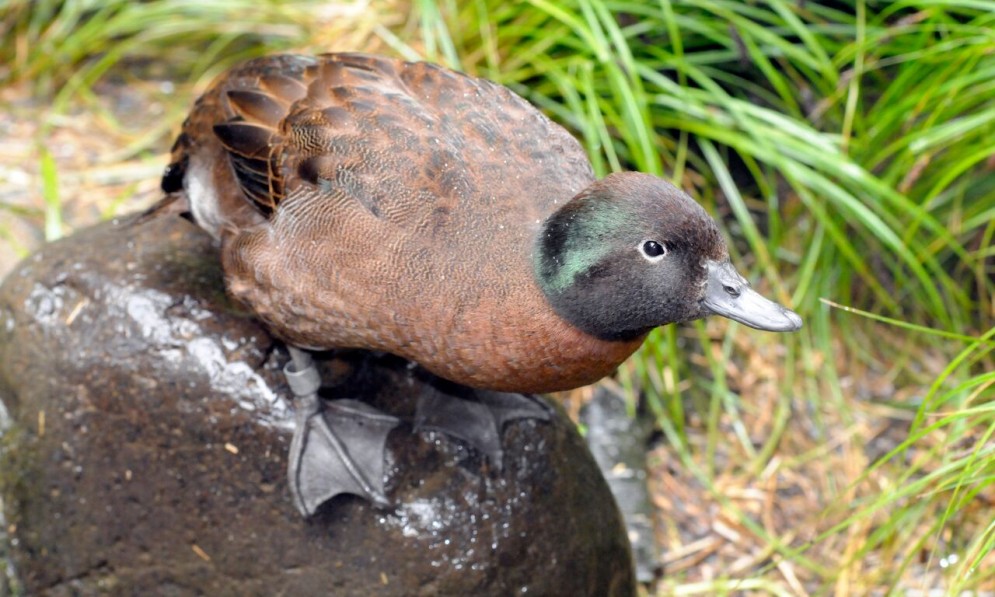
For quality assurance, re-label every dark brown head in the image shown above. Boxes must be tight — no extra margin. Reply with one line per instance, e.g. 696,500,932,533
534,172,801,340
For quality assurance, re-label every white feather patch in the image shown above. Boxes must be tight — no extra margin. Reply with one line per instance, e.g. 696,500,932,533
186,156,223,239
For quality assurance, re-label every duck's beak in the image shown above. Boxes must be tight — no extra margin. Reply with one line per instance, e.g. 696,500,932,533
701,260,802,332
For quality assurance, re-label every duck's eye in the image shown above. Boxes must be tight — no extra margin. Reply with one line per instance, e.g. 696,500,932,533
640,240,668,262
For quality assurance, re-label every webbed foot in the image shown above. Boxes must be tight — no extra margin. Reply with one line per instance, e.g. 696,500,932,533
284,347,400,517
414,383,551,469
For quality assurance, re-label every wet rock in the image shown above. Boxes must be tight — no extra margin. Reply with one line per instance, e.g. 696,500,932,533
0,214,635,596
581,389,659,583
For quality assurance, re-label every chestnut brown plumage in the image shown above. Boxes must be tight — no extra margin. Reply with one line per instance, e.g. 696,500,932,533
161,53,800,515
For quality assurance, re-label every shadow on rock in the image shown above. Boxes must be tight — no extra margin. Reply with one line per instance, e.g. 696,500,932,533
0,214,635,596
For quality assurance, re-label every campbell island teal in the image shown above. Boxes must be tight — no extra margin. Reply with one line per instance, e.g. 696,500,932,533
161,52,800,395
158,53,801,515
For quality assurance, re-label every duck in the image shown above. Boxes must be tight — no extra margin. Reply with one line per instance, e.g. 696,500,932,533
157,52,801,516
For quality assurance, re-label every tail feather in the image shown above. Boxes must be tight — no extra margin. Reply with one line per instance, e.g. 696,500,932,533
131,193,193,227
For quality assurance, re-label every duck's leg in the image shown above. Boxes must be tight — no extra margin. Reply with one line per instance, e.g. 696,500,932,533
414,384,552,469
284,346,400,517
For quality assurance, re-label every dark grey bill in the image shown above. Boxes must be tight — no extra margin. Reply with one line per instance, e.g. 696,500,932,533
701,260,802,332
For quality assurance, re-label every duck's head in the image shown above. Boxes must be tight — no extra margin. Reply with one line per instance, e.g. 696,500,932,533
534,172,802,341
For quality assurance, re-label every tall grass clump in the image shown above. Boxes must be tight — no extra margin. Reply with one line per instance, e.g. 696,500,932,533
0,0,387,98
